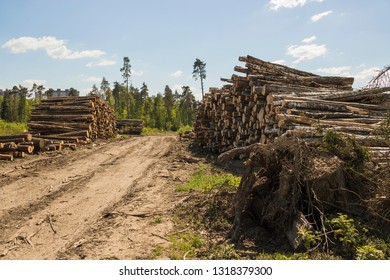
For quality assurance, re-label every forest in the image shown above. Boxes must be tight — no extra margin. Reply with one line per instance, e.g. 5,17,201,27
0,57,203,133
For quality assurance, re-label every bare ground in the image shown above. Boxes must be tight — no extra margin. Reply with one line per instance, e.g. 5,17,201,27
0,135,202,260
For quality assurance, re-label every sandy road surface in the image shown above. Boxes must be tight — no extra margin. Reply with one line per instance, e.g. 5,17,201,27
0,135,198,260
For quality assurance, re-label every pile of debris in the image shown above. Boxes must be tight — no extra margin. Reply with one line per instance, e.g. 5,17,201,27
219,137,389,250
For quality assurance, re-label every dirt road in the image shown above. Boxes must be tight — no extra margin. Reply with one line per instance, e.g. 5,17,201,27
0,136,199,260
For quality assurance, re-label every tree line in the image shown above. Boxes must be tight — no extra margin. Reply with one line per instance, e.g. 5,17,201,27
0,57,206,131
92,78,197,131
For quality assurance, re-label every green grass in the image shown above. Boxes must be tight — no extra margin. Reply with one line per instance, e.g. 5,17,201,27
176,125,193,134
141,127,175,135
176,165,241,192
167,233,205,260
0,120,27,135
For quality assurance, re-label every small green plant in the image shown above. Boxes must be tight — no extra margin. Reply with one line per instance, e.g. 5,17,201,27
356,245,385,260
177,125,193,135
149,216,163,225
299,228,322,250
321,130,369,171
176,165,240,192
168,233,205,260
328,214,363,246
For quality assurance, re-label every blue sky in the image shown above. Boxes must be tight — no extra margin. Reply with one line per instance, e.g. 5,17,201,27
0,0,388,100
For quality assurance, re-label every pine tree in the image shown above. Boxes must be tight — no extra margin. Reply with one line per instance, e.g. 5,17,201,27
120,57,132,118
163,85,175,130
192,58,206,99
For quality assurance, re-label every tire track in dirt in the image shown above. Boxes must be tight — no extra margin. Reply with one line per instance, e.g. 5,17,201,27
0,136,176,259
57,139,201,260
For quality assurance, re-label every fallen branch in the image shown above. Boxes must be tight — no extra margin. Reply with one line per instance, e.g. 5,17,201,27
47,214,57,234
0,246,18,257
217,143,261,163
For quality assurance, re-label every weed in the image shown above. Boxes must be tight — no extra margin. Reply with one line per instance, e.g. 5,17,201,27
176,125,193,135
321,130,369,171
167,233,205,260
176,165,240,192
149,216,163,225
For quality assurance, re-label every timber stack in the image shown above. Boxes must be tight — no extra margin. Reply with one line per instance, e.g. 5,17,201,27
194,55,390,163
0,133,38,160
116,119,143,135
26,96,116,153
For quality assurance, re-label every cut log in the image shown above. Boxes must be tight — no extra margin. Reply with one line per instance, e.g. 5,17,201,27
0,154,13,161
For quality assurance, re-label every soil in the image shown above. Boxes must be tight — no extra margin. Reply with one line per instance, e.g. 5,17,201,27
0,135,203,260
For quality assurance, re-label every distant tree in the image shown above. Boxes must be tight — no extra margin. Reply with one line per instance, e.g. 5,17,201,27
45,88,54,98
16,85,29,123
112,81,122,116
30,83,45,99
69,87,79,97
120,57,132,118
179,86,196,126
192,58,206,99
163,85,175,130
1,90,11,121
153,93,166,130
143,97,154,127
89,84,99,96
100,77,110,100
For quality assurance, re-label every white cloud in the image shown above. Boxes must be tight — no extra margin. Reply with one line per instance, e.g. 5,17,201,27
86,59,116,68
2,36,105,60
311,10,333,22
170,70,183,78
315,66,352,76
354,67,380,84
269,0,323,10
132,69,144,77
272,59,286,65
286,43,327,63
302,36,316,43
22,79,47,89
314,65,381,87
82,76,102,84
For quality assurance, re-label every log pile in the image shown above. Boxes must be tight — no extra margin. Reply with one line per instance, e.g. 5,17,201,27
194,55,390,163
28,96,116,143
0,133,36,160
116,119,143,135
1,97,117,161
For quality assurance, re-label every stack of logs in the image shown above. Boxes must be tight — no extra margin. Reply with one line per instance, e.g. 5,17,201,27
0,133,43,160
116,119,143,135
28,96,116,145
0,96,117,161
194,55,390,163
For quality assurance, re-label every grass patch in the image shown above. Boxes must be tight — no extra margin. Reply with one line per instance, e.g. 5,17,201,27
167,233,205,260
0,120,27,136
141,127,175,136
176,125,193,135
176,165,240,192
